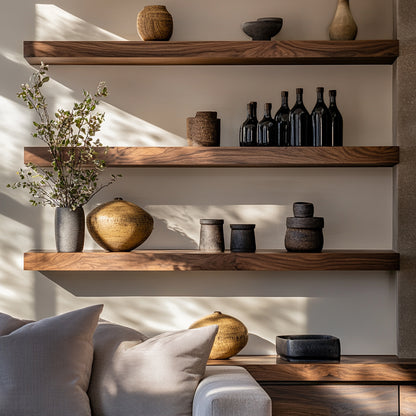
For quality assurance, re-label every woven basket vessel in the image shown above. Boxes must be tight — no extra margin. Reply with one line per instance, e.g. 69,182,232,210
137,5,173,41
189,311,248,359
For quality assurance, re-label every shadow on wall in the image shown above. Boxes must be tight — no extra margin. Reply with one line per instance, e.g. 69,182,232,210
0,193,56,318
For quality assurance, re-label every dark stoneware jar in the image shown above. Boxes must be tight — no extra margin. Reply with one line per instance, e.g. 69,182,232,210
285,202,324,252
293,202,314,218
187,111,221,147
285,218,324,253
230,224,256,253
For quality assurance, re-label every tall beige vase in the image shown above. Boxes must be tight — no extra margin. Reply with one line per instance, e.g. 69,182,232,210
329,0,358,40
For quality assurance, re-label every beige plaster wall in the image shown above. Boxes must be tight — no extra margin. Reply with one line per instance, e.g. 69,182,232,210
0,0,396,355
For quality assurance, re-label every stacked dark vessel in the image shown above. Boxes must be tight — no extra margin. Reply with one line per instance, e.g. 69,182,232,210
239,87,343,147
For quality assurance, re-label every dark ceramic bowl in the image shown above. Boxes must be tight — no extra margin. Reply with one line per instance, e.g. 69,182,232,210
242,17,283,41
276,335,340,361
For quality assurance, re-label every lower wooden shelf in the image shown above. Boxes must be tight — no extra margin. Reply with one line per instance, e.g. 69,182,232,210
24,249,400,271
210,356,416,415
208,355,416,383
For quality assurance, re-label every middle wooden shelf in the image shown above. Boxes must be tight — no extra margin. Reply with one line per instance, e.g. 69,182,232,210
24,249,400,272
24,146,400,168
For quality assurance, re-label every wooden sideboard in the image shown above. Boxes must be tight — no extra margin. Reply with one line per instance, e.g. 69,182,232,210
208,355,416,415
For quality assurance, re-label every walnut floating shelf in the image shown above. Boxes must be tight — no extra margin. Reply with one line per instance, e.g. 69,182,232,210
23,40,399,66
209,355,416,383
24,146,399,168
24,250,400,272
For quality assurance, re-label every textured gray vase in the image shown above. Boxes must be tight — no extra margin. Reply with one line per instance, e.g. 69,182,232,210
55,207,85,252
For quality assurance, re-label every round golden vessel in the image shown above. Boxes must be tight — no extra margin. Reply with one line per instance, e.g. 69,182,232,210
87,198,153,252
190,311,248,359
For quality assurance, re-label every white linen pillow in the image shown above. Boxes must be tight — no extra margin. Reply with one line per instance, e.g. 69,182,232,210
89,322,218,416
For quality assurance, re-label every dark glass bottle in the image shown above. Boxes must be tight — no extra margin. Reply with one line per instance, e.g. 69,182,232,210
311,87,331,146
274,91,290,146
328,90,343,146
239,102,257,146
257,103,277,146
289,88,311,146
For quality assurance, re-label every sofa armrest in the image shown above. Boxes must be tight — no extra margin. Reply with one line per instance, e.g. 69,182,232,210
193,366,272,416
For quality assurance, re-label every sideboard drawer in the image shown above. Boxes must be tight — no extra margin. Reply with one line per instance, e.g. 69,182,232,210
262,384,398,416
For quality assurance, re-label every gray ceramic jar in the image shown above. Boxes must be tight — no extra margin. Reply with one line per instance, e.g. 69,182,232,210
199,219,225,252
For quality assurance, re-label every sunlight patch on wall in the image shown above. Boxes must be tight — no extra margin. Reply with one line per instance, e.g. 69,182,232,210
99,102,186,146
146,204,288,249
35,4,126,40
0,96,31,172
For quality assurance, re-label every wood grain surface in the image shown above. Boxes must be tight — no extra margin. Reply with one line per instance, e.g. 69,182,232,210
24,146,400,167
24,249,399,271
208,355,416,383
263,385,398,416
400,386,416,416
23,40,399,65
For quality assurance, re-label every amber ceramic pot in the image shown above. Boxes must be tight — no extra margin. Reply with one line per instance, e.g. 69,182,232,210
329,0,357,40
189,311,248,359
137,5,173,41
87,198,154,252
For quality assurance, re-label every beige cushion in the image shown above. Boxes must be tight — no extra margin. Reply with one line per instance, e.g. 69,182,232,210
89,322,218,416
0,304,103,416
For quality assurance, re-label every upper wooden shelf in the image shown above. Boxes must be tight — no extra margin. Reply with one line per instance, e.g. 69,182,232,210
23,40,399,66
208,355,416,383
24,146,400,168
24,249,399,272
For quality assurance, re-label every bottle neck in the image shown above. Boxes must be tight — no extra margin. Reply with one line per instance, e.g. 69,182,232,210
264,104,272,118
281,93,288,107
250,103,257,119
296,93,303,105
247,104,252,118
316,91,324,103
330,95,337,105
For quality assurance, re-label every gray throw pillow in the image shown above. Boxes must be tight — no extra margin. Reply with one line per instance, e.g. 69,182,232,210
0,304,103,416
89,322,218,416
0,312,32,335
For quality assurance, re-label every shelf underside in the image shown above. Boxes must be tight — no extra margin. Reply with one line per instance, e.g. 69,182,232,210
208,355,416,383
23,40,399,65
24,146,400,167
24,250,400,271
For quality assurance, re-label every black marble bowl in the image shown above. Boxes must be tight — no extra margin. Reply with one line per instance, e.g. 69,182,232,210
242,17,283,41
276,335,340,361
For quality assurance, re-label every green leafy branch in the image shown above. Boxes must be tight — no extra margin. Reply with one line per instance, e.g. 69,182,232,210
8,63,120,210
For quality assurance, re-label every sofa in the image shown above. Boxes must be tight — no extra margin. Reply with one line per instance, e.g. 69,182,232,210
0,304,271,416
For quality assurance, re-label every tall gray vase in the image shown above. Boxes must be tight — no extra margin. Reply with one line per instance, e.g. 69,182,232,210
55,207,85,252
